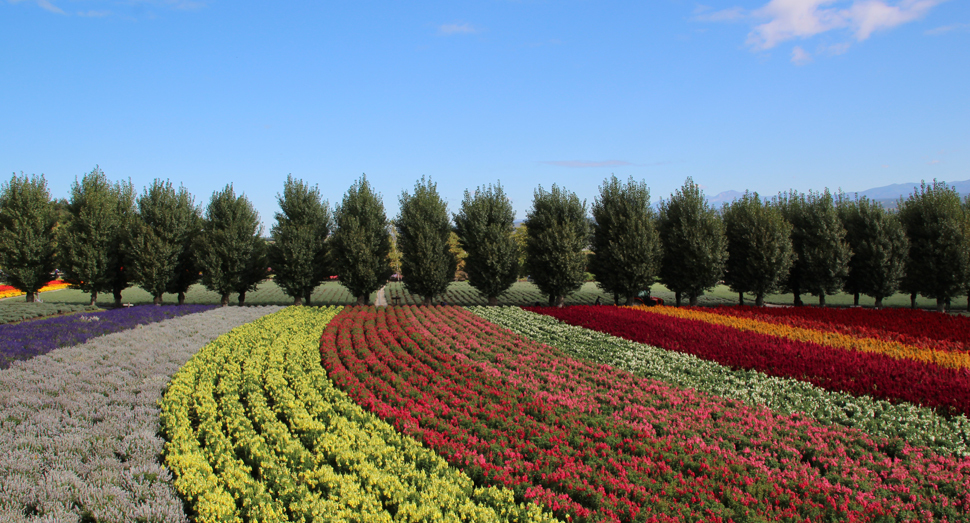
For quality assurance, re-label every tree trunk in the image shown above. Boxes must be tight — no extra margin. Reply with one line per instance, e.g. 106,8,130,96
755,293,764,307
945,297,951,312
114,290,123,308
738,292,744,306
794,294,803,307
853,293,860,306
819,294,826,307
423,296,433,306
178,292,186,305
356,295,366,306
294,295,303,306
689,294,698,307
238,291,246,306
221,293,230,307
937,297,946,313
555,295,566,308
89,291,97,306
675,292,682,307
910,292,917,309
613,292,620,306
488,296,498,306
874,296,883,308
625,295,635,306
304,289,312,306
153,294,162,306
548,295,556,307
26,292,34,303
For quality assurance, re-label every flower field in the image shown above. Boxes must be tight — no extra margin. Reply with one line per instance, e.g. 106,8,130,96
0,304,216,369
4,302,970,522
319,305,970,522
529,306,970,418
0,279,70,299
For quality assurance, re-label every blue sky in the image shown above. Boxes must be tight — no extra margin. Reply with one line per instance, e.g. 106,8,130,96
2,0,967,229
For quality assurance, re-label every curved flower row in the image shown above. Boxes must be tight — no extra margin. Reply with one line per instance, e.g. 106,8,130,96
0,304,217,369
644,306,970,370
469,306,970,457
705,305,970,353
160,306,556,523
530,306,970,418
320,305,970,522
0,280,70,299
0,305,278,523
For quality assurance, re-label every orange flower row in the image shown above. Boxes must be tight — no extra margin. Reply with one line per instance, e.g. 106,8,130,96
0,281,71,300
630,305,970,372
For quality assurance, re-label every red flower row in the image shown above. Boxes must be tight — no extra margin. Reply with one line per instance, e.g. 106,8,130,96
705,305,970,354
319,306,970,522
529,306,970,418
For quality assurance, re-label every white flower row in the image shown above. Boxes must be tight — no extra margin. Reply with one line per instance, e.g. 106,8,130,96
0,306,283,523
468,306,970,457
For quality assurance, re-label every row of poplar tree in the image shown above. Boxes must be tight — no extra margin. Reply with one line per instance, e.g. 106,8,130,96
0,168,968,310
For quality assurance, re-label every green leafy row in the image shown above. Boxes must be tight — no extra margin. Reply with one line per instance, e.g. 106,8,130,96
160,305,560,523
0,302,98,324
469,306,970,457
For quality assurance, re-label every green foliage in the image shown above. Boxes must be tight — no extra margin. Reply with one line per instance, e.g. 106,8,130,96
195,185,266,306
0,302,98,324
512,224,529,278
396,177,456,304
130,180,201,305
657,178,727,306
897,180,970,311
454,183,519,305
524,185,590,307
837,194,908,307
776,189,850,306
330,175,392,304
589,175,661,305
722,191,793,306
268,175,332,305
0,173,57,302
57,167,135,305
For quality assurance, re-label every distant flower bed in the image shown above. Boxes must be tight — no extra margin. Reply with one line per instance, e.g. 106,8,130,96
0,302,98,324
0,304,216,369
0,280,71,299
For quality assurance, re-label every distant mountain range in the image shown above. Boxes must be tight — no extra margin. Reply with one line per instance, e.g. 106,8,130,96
707,179,970,209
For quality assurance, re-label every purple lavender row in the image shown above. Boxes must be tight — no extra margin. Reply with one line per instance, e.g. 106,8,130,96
0,305,217,370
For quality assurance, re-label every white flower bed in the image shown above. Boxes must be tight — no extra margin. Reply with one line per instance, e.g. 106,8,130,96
0,306,283,523
469,306,970,458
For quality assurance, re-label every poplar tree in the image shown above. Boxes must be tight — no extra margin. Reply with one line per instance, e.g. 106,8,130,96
130,180,201,305
396,177,455,305
722,191,793,306
195,185,266,306
837,194,908,308
524,184,589,307
0,173,57,302
897,180,970,312
330,175,392,305
166,207,202,305
657,178,726,307
777,189,850,306
269,175,332,305
454,183,519,305
589,175,661,305
58,167,135,306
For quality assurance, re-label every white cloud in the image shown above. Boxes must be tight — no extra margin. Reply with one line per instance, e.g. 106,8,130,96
10,0,67,14
699,0,947,51
791,45,814,64
926,22,970,35
438,22,481,35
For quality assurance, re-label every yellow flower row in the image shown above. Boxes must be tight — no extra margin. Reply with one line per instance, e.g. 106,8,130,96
0,281,71,299
633,305,970,371
160,306,560,523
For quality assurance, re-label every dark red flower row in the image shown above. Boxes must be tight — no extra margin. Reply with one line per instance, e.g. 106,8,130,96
527,306,970,418
319,306,970,522
705,305,970,353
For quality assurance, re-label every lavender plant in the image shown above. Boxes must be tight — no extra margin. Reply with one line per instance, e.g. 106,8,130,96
0,305,282,523
0,304,215,369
